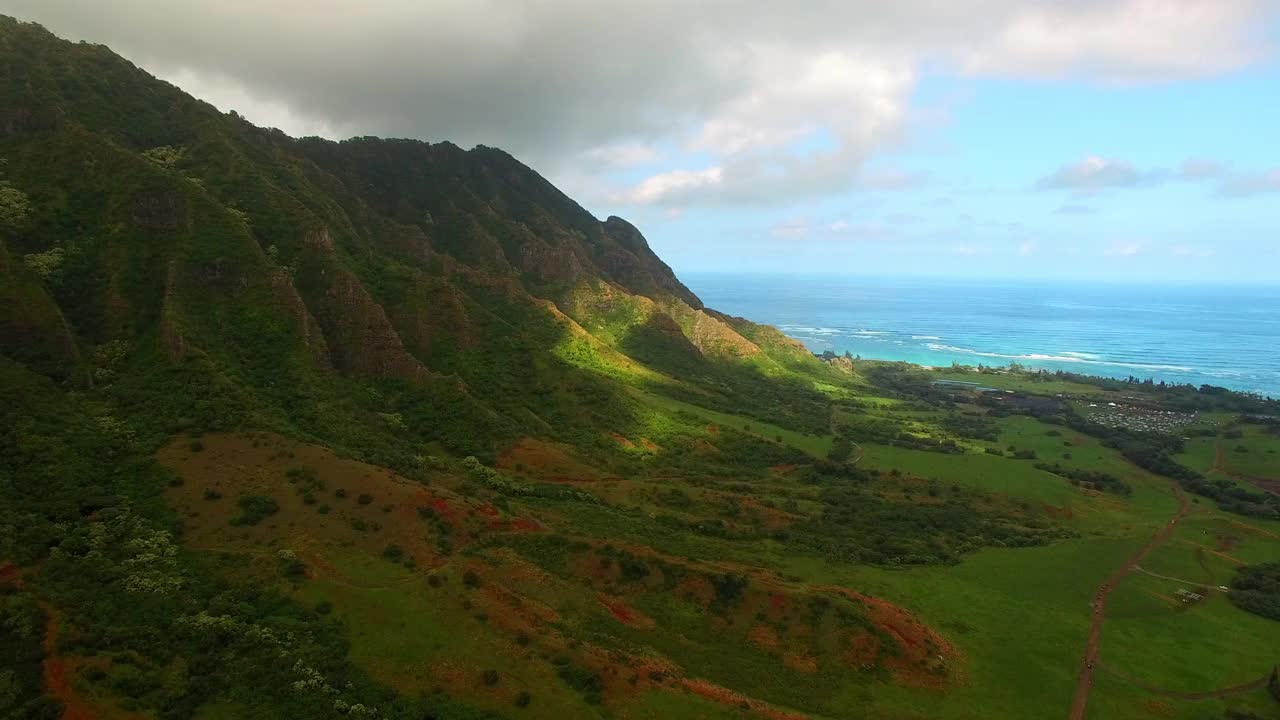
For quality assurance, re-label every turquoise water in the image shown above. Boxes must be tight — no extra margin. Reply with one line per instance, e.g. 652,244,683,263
682,274,1280,399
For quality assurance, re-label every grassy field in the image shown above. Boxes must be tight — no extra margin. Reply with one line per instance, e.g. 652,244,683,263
1089,510,1280,719
635,389,835,457
155,398,1280,720
1222,426,1280,479
772,537,1144,718
926,369,1115,397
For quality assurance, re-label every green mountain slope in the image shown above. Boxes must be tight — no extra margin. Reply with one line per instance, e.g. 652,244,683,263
3,16,1280,720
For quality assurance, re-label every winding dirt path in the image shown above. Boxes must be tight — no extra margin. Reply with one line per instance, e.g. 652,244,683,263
41,607,96,720
1131,565,1221,590
1069,486,1190,720
1211,440,1280,495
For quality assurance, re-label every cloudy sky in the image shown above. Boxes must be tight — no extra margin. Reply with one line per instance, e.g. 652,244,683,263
7,0,1280,282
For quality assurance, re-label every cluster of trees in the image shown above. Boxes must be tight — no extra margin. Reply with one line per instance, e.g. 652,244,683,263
0,360,510,719
939,412,999,441
835,417,962,455
1034,463,1132,495
1228,563,1280,622
792,472,1067,566
0,585,54,718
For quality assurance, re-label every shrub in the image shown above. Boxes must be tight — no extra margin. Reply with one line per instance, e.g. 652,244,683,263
515,690,532,707
189,440,204,452
230,495,279,526
357,493,373,505
482,669,500,686
557,665,603,704
1229,562,1280,621
711,573,749,610
463,570,481,589
277,549,306,578
202,488,222,500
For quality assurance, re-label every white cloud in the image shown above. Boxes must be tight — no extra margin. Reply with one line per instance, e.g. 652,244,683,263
1179,158,1223,180
9,0,1274,208
1219,169,1280,196
1040,155,1275,198
1017,241,1037,256
829,220,851,232
958,1,1272,82
1038,156,1143,190
621,167,723,205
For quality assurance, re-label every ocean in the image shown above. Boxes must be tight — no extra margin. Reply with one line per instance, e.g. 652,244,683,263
681,274,1280,399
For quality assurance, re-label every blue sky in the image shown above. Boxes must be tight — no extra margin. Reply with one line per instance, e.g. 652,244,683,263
607,52,1280,283
12,0,1280,284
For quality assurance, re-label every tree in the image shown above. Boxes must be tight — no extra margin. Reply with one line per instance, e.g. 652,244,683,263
0,182,31,228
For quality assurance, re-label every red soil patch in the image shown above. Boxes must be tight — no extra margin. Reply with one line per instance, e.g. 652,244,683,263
681,678,808,720
571,553,621,587
694,439,721,455
769,464,798,474
475,587,558,638
1214,534,1240,551
844,630,882,670
828,587,957,689
738,497,798,531
497,437,597,480
607,432,636,449
1042,503,1075,521
476,504,500,518
1142,699,1177,718
678,576,715,606
782,652,818,674
641,438,660,452
748,624,779,650
0,563,19,587
42,611,97,720
598,595,656,629
706,424,720,434
431,497,453,516
507,516,544,532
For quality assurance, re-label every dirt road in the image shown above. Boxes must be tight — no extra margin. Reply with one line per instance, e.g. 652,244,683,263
1068,486,1190,720
42,607,97,720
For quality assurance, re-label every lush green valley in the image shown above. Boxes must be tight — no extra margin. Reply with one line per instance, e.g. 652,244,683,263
2,16,1280,720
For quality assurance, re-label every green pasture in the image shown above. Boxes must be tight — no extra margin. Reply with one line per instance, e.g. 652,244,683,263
635,390,834,457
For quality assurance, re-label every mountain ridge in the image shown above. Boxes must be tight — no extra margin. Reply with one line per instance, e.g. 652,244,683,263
0,14,831,462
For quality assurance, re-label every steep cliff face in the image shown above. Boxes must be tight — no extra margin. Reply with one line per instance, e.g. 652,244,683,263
0,15,825,450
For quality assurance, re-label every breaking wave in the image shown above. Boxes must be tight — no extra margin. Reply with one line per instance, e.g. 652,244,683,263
924,343,1193,373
